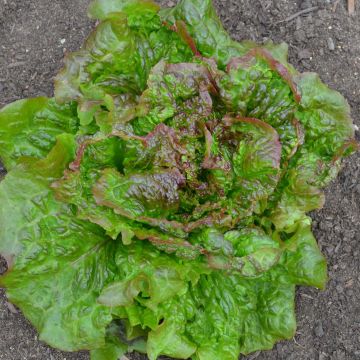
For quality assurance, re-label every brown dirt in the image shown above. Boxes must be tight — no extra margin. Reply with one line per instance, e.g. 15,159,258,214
0,0,359,359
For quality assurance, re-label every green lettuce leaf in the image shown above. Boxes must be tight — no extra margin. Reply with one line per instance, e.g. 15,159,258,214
90,322,128,360
88,0,160,21
0,135,116,351
279,217,327,289
0,97,78,170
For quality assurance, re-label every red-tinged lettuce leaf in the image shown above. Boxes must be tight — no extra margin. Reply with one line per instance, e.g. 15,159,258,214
160,0,295,70
122,123,186,171
202,229,282,276
55,12,193,107
159,0,250,66
51,136,138,241
225,116,281,214
0,97,78,170
55,18,145,103
132,60,218,134
219,53,301,162
93,167,186,219
220,55,298,123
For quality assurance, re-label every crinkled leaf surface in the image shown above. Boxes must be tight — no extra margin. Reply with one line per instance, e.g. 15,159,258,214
0,97,78,170
0,0,357,359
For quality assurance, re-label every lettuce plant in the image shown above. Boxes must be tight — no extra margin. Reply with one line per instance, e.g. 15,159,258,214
0,1,357,359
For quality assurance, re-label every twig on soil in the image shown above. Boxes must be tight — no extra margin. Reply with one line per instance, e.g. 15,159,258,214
345,278,354,288
7,61,26,69
348,0,355,15
332,0,341,12
257,0,271,12
334,239,342,253
247,352,261,360
293,336,305,349
274,6,319,24
300,293,314,300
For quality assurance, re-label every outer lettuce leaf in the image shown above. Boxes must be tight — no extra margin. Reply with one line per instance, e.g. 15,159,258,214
141,271,296,360
98,240,206,308
88,0,160,21
270,73,357,229
218,52,300,162
295,72,355,157
55,18,146,103
0,135,117,351
0,97,78,170
270,150,327,229
279,217,327,289
159,0,249,66
55,10,193,106
147,319,197,360
90,320,147,360
90,322,127,360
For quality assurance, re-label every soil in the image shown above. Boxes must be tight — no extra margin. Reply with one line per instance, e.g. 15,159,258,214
0,0,359,359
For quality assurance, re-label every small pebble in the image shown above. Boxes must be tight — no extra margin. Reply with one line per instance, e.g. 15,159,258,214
327,37,335,51
331,350,346,360
298,49,312,60
315,322,324,337
300,0,312,10
295,30,306,42
5,301,18,314
336,284,344,293
60,38,66,45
